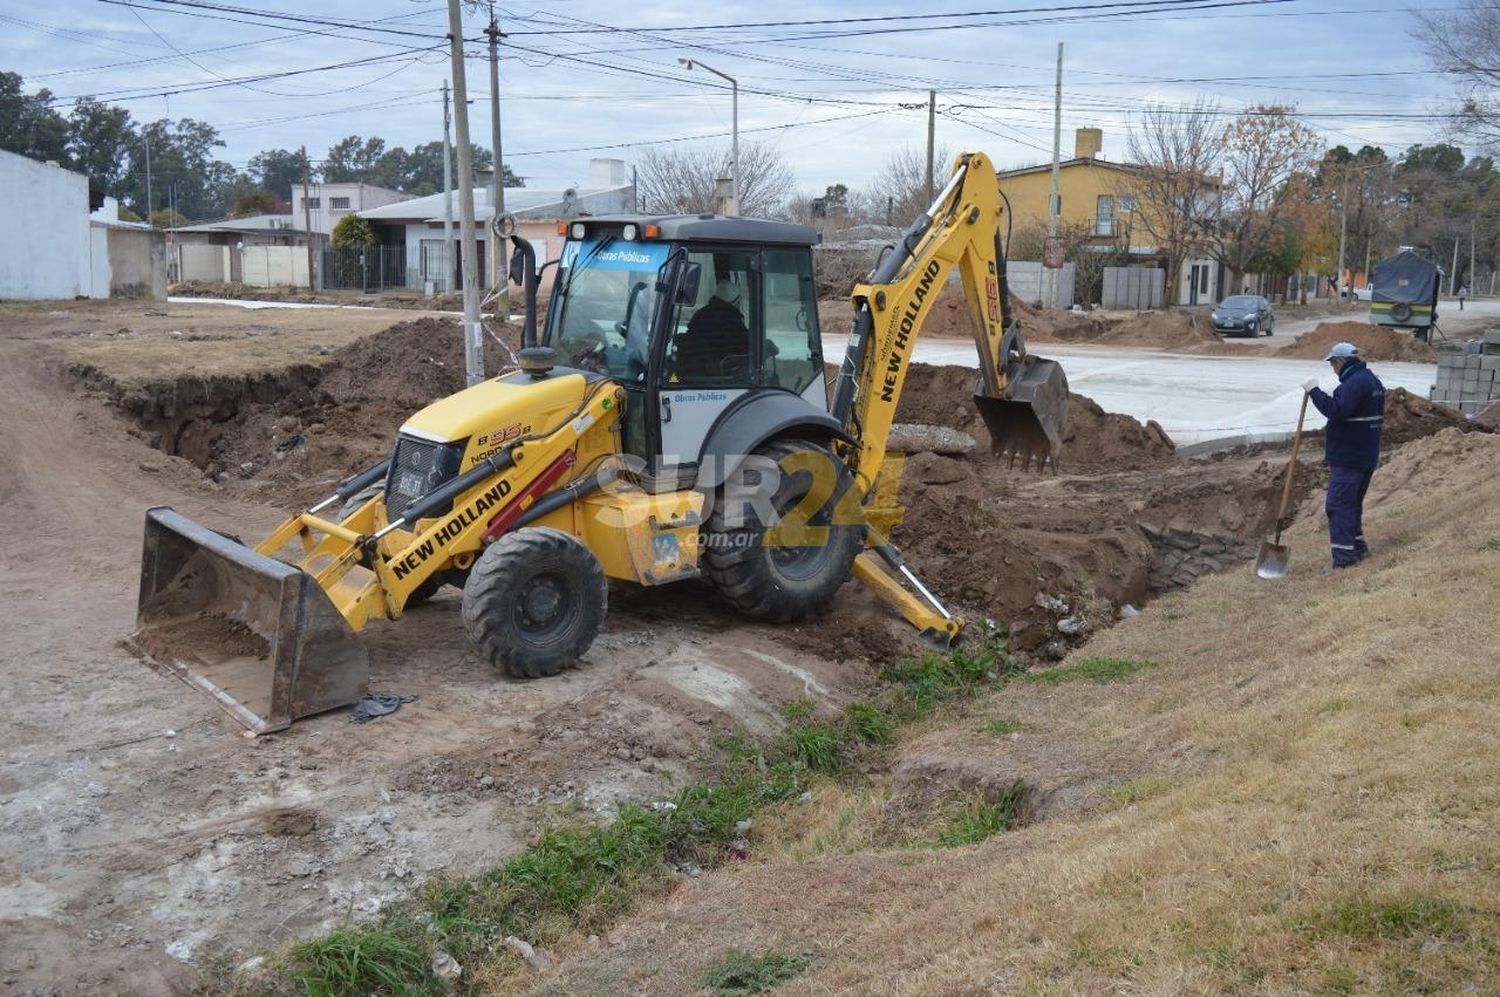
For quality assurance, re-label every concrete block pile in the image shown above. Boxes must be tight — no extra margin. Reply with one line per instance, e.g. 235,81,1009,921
1430,330,1500,415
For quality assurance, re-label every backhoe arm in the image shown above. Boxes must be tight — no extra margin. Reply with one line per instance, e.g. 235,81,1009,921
828,151,1069,648
830,151,1068,498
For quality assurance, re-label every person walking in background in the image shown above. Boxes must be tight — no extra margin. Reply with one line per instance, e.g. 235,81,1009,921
1459,283,1469,310
1302,342,1385,570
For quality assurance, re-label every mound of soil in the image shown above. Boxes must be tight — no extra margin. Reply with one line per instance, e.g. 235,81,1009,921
1091,311,1219,349
1379,388,1476,447
894,362,1176,472
1302,388,1482,452
1277,321,1436,362
1061,394,1176,470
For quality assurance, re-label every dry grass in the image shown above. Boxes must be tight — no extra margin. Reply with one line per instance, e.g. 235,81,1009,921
0,299,419,385
538,429,1500,994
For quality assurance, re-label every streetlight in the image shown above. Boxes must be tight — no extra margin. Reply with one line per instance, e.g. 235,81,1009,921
678,57,738,216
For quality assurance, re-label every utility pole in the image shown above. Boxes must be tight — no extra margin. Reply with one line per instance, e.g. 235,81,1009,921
1335,171,1348,305
442,82,454,294
301,146,315,290
1469,215,1476,295
925,89,936,205
1045,42,1063,310
486,5,507,307
447,0,484,386
144,131,153,225
1451,236,1460,296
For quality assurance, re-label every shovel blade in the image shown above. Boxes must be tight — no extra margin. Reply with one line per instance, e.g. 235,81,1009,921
1255,540,1290,579
130,506,369,733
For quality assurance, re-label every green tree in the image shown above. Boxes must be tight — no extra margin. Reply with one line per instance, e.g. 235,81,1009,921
248,147,313,200
323,135,388,182
331,213,378,249
66,96,135,196
0,71,70,164
124,118,233,219
151,207,188,227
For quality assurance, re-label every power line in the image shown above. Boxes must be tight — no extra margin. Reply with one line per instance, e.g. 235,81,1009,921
504,0,1295,35
506,107,902,158
43,44,446,104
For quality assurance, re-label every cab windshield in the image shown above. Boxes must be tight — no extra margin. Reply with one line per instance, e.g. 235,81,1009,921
546,237,670,380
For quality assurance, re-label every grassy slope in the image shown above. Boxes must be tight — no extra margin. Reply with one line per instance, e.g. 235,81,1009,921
540,428,1500,994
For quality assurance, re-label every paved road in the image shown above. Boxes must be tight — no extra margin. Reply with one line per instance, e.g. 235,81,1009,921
1212,295,1500,349
833,337,1438,449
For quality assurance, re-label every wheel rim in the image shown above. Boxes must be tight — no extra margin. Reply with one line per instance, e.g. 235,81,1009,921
766,470,838,581
513,571,575,641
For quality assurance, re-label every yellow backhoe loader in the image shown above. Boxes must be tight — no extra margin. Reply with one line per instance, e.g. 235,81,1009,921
132,151,1067,732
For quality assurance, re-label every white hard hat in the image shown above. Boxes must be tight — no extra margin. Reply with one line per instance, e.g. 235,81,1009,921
1321,341,1359,361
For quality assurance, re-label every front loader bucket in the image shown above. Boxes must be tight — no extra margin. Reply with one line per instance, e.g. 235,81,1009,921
975,354,1070,470
130,507,368,734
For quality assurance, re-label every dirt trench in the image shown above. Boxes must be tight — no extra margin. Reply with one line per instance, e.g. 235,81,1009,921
66,316,518,507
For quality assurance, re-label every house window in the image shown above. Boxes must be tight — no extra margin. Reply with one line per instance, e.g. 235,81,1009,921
1117,196,1137,213
305,197,320,209
1095,195,1114,237
331,196,351,210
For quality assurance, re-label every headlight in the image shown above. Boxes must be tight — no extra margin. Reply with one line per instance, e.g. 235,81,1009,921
569,222,586,240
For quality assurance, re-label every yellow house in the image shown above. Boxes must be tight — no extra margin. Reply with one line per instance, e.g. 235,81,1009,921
996,128,1223,305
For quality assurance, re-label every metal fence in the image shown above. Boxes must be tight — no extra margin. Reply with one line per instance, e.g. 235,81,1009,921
320,246,407,292
1102,266,1165,310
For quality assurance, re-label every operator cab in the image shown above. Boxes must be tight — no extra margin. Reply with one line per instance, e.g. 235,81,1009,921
541,215,828,489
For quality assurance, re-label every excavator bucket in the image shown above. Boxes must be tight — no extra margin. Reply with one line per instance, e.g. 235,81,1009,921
975,354,1070,470
130,507,368,734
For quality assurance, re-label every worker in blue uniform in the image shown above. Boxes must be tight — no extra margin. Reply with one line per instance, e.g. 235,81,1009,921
1303,342,1385,570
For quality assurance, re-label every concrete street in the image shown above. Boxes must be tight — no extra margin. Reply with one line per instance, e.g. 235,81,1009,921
834,338,1438,449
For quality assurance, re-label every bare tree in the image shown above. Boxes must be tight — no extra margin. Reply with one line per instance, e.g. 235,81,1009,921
635,142,794,218
1125,101,1223,303
1215,106,1323,293
860,145,953,226
1420,2,1500,151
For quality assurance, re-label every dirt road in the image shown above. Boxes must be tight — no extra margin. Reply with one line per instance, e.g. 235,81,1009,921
0,319,865,990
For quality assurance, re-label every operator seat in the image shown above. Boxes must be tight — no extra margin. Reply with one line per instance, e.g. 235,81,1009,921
674,279,750,381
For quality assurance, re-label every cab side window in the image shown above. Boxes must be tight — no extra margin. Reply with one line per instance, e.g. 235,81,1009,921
664,252,757,387
761,249,821,394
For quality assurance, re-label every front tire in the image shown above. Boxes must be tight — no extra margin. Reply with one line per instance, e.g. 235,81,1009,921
703,439,863,623
461,527,607,678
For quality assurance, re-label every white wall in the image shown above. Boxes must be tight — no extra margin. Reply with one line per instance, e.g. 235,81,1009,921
1006,261,1075,308
178,244,231,282
0,150,92,299
240,245,309,287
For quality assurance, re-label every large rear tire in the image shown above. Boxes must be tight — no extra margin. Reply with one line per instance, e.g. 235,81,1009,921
703,439,862,622
461,527,607,678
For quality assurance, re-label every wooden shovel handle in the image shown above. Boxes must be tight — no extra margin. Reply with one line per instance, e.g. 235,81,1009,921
1274,391,1311,538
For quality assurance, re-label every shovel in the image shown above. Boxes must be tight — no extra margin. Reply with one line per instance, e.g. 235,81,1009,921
1255,391,1311,579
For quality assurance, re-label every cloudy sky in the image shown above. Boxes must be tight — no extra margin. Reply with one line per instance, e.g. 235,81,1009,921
4,0,1466,195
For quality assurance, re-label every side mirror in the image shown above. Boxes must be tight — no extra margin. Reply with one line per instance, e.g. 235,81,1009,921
508,244,529,288
676,261,702,306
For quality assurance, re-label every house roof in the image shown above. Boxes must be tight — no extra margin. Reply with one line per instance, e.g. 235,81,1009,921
995,157,1221,189
169,213,309,234
357,185,631,224
995,157,1142,180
